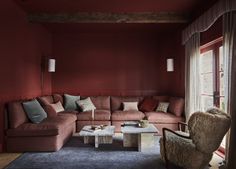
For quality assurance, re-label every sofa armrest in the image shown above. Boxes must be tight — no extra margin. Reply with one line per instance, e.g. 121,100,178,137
162,127,191,169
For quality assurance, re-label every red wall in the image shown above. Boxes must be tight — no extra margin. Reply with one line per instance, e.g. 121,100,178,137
0,0,52,152
52,28,185,97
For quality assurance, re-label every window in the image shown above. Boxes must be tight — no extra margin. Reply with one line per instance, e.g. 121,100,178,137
200,37,225,111
200,37,226,153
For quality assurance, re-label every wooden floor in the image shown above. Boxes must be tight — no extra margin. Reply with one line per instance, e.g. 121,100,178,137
0,152,223,169
0,153,21,169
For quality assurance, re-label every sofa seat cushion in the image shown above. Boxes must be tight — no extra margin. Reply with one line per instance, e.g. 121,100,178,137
58,110,78,116
145,112,184,123
37,96,54,105
112,110,145,121
77,110,111,121
7,115,76,137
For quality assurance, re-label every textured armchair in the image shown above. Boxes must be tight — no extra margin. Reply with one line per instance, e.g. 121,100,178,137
160,108,231,169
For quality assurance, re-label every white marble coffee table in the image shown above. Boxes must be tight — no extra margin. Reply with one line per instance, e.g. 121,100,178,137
79,125,115,148
121,123,158,152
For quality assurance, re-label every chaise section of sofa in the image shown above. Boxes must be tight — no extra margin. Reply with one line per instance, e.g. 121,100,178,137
6,99,76,152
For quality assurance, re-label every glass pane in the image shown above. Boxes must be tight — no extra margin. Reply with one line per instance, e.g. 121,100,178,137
200,73,214,95
200,50,213,73
220,72,224,96
221,135,226,148
220,97,225,111
201,95,214,111
219,46,223,71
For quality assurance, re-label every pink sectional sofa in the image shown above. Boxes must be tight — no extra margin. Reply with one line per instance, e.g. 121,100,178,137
6,99,76,152
5,94,184,152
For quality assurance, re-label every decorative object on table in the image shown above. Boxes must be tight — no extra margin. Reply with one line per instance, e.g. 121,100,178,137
138,120,149,128
121,121,139,127
90,124,108,131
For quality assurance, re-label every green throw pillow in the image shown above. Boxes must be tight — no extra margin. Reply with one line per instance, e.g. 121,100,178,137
64,94,80,111
22,99,47,123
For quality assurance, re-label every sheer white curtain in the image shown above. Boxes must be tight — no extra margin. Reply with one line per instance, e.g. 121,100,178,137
223,11,236,168
185,33,201,120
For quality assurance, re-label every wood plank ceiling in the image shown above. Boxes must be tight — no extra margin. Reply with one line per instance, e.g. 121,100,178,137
14,0,218,24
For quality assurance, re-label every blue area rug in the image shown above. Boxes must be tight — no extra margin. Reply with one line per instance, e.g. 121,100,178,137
6,135,182,169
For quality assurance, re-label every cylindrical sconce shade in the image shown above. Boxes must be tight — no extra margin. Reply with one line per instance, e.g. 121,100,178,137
48,59,56,72
167,58,174,72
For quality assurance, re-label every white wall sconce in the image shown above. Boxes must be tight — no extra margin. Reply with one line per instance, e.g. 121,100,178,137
167,58,174,72
48,59,56,72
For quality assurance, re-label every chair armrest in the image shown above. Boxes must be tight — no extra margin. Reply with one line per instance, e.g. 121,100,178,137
162,128,191,169
163,128,191,140
178,122,188,131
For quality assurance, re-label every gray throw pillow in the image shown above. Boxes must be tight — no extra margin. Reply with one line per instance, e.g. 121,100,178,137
22,99,47,124
64,94,80,111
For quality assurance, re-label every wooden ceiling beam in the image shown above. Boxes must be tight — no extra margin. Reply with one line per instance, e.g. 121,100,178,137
28,12,188,23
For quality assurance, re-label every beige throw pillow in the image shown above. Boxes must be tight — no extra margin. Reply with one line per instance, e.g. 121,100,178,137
50,101,65,113
76,97,96,112
156,102,169,113
123,102,138,111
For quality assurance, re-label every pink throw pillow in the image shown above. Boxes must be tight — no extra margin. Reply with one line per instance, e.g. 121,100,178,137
50,101,65,113
168,97,184,117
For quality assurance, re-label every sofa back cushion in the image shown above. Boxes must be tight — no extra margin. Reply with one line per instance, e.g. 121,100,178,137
168,97,184,117
53,94,64,105
8,101,29,129
153,96,170,102
37,96,54,105
90,96,110,110
37,95,57,117
43,104,57,117
139,97,159,112
111,96,143,112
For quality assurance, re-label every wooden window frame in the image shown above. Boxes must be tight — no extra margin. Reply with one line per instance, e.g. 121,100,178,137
200,37,225,156
200,37,223,107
